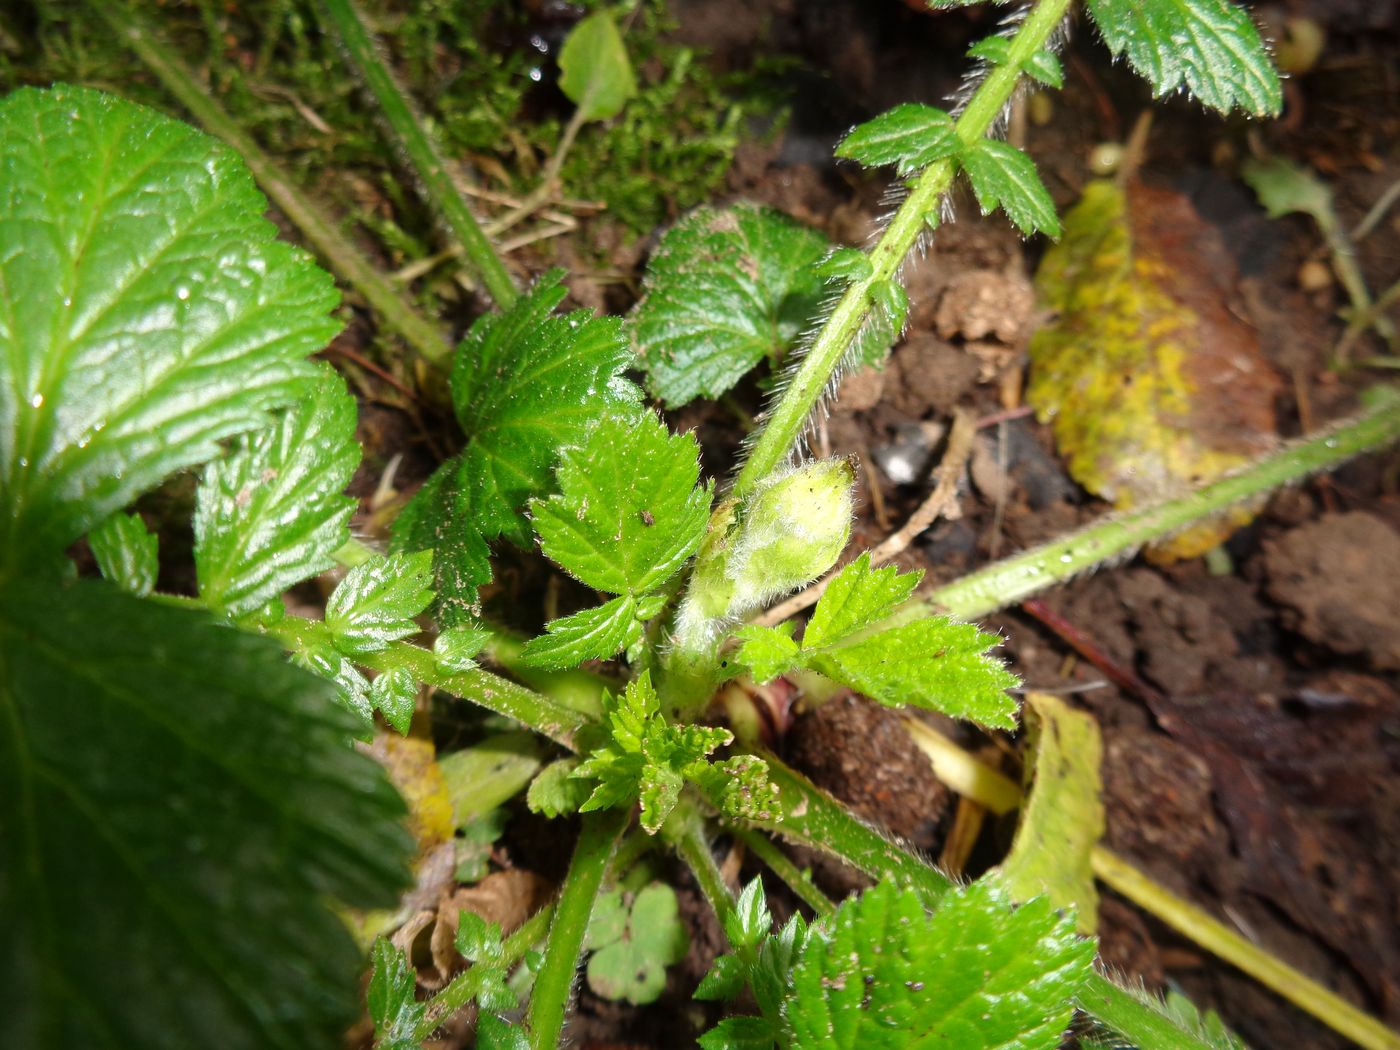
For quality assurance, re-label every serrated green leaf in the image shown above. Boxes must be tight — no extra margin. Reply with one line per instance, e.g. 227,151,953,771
816,247,874,283
455,911,505,965
707,754,783,823
325,551,434,656
433,624,492,672
999,694,1104,933
520,595,643,669
727,878,773,950
295,642,374,728
527,757,592,818
781,878,1094,1049
531,412,711,595
369,938,426,1050
868,278,909,333
194,369,359,617
88,511,158,596
733,623,802,684
572,672,733,831
0,86,338,573
478,1013,528,1050
835,103,959,176
968,37,1013,65
630,204,830,406
696,953,748,1001
558,12,637,122
700,1016,778,1050
752,913,813,1019
1085,0,1281,116
803,552,921,648
810,617,1020,728
1026,49,1065,88
962,140,1061,238
0,579,411,1049
395,272,634,617
371,667,418,735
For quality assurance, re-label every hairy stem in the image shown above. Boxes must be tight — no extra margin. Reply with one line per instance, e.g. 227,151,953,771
315,0,520,309
416,903,555,1040
669,808,737,936
908,391,1400,622
527,808,628,1050
266,617,588,747
1078,971,1215,1050
730,0,1072,499
93,1,454,367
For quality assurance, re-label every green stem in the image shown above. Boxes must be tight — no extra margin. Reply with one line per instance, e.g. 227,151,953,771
723,752,955,904
730,824,836,917
1079,971,1216,1050
528,809,629,1050
267,617,588,747
730,0,1072,500
415,903,555,1040
669,808,738,937
93,1,454,368
315,0,519,309
910,391,1400,622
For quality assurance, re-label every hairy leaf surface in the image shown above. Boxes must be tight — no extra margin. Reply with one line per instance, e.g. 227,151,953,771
531,413,711,595
0,579,411,1050
781,878,1094,1049
395,272,634,621
0,85,337,570
835,104,959,176
520,594,643,669
630,204,829,406
1085,0,1282,117
732,554,1016,727
195,369,359,617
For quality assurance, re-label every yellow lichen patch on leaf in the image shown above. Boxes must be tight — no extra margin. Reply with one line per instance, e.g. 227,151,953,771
367,733,455,854
1028,180,1279,561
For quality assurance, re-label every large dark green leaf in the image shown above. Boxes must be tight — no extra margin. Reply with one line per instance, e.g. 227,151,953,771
0,579,413,1049
0,85,338,570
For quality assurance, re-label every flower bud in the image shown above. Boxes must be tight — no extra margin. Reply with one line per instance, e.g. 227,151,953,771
726,457,854,611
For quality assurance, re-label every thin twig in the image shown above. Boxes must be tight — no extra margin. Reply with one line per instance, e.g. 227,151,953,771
754,409,976,627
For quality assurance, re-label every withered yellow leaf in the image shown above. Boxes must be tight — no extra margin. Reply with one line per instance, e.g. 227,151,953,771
1028,180,1279,560
367,733,455,854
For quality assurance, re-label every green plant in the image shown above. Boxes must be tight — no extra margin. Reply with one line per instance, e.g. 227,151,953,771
5,1,1400,1049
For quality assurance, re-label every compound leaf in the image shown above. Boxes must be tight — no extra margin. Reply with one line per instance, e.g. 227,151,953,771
194,368,359,618
395,272,633,620
835,103,959,176
0,578,412,1050
519,594,643,669
1085,0,1281,117
962,139,1061,238
88,511,158,596
803,553,920,648
531,412,711,595
586,883,689,1005
630,204,829,406
781,878,1094,1049
733,623,802,684
810,617,1019,729
558,12,637,122
325,550,435,657
0,85,337,572
370,667,419,735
